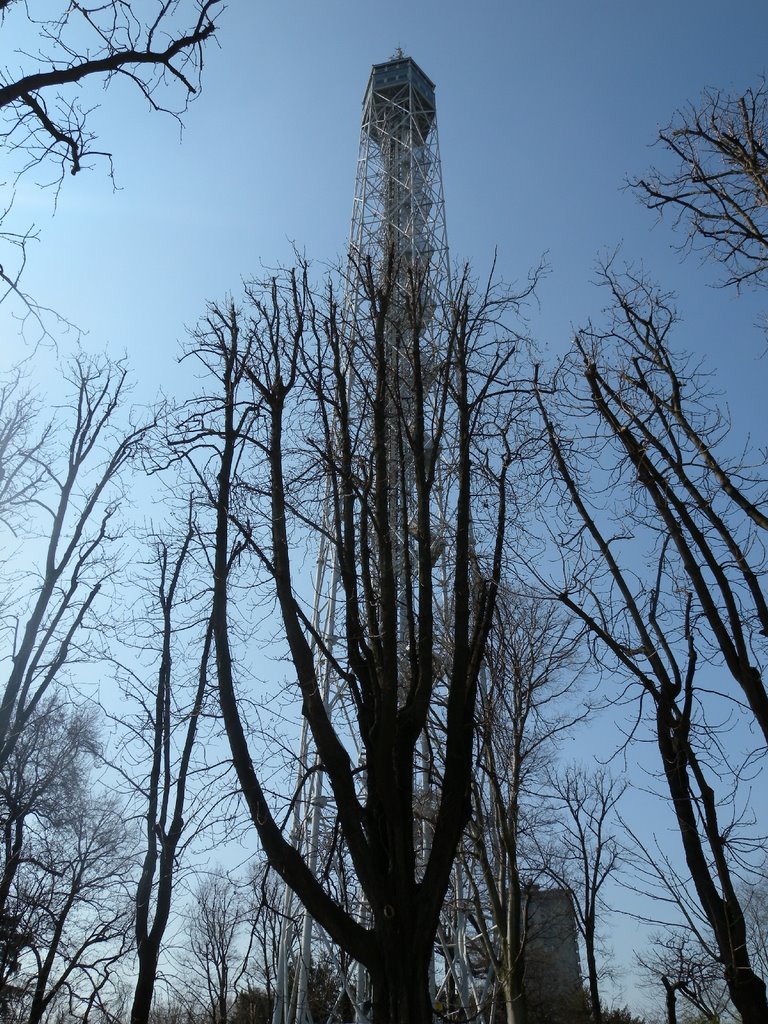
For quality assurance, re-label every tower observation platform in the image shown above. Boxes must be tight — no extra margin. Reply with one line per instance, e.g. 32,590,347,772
366,56,436,138
350,53,449,295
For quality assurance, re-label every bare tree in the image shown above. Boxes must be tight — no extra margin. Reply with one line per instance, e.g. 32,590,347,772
742,869,768,984
633,80,768,292
115,517,220,1024
532,266,768,1022
0,367,48,536
0,700,98,938
638,931,731,1024
177,253,531,1024
0,353,151,772
0,700,133,1024
537,765,626,1024
242,864,283,1017
186,869,252,1024
464,594,586,1024
0,1,222,327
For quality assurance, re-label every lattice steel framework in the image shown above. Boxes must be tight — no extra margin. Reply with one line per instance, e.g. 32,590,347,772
271,55,492,1024
349,54,450,306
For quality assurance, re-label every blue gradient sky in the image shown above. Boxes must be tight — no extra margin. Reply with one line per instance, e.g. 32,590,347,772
4,1,768,1014
9,2,768,394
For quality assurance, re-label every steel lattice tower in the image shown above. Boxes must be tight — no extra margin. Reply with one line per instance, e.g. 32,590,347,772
272,55,490,1024
349,54,450,306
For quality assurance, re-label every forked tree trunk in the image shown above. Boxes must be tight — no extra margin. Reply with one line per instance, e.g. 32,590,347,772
194,264,514,1024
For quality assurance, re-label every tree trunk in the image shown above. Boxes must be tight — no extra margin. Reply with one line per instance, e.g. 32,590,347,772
504,990,527,1024
502,869,528,1024
726,966,768,1024
655,705,768,1024
661,976,677,1024
131,942,160,1024
369,944,433,1024
585,935,601,1024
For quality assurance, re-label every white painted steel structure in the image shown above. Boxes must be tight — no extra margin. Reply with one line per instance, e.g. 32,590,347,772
348,54,450,315
271,55,492,1024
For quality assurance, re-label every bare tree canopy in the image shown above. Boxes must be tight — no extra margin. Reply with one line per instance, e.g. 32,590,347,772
0,0,222,325
0,700,133,1024
633,80,768,291
540,765,627,1024
532,263,768,1023
0,1,221,180
465,594,586,1024
0,355,151,771
177,252,533,1024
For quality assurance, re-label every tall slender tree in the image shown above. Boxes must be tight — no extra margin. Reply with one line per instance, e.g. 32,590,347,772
539,765,626,1024
465,595,585,1024
0,355,151,772
177,254,531,1024
532,266,768,1022
120,518,218,1024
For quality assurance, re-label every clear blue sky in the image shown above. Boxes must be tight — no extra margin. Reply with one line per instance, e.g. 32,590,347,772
9,1,768,402
4,1,768,1015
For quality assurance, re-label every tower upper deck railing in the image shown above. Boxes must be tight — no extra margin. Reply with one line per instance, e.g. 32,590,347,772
365,55,436,143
